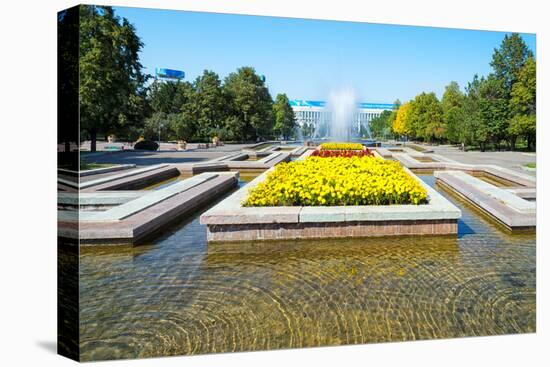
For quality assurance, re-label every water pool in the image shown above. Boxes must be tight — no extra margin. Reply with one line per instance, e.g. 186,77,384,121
77,175,535,361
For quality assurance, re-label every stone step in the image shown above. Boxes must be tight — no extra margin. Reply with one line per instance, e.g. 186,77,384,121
435,170,535,229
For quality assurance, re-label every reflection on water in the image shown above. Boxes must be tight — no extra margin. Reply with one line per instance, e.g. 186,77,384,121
78,175,535,361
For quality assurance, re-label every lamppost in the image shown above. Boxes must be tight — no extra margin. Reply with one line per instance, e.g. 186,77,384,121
158,122,163,144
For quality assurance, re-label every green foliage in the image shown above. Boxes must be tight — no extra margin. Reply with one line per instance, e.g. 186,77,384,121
369,110,392,139
462,76,489,150
441,82,465,143
79,5,148,151
301,122,316,140
490,33,533,92
192,70,227,140
77,6,289,146
273,93,296,140
77,11,533,152
223,67,275,141
489,33,534,149
169,112,196,142
149,80,193,114
399,33,535,151
478,75,509,146
508,56,536,149
510,56,536,116
145,67,284,143
441,82,463,112
407,93,445,142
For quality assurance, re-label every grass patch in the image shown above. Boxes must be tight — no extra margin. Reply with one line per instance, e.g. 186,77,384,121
525,163,536,169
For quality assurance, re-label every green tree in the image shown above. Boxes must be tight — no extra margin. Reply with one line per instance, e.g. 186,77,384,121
272,93,296,140
144,112,170,141
301,122,316,140
508,56,536,150
58,8,79,159
223,67,274,141
478,75,509,148
441,81,465,144
79,5,148,151
168,112,196,142
149,80,193,114
407,92,445,142
489,33,534,149
147,80,197,141
463,75,489,151
369,110,392,139
192,70,227,140
491,33,534,92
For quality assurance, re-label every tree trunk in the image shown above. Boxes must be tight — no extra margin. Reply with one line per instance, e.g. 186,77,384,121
528,135,535,151
90,128,97,152
509,136,516,151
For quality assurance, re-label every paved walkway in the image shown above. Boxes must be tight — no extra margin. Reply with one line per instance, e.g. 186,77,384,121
423,145,536,177
80,142,261,167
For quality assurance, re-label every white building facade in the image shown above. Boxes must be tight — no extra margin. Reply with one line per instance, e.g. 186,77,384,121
289,100,395,137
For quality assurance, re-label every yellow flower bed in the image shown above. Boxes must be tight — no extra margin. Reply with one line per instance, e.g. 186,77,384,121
243,156,428,207
320,142,364,151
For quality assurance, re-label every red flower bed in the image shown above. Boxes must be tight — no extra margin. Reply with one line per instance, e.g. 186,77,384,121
311,148,374,158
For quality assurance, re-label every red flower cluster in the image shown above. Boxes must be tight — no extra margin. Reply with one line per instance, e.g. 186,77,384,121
311,149,374,158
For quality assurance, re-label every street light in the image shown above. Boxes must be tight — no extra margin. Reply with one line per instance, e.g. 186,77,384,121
158,122,163,144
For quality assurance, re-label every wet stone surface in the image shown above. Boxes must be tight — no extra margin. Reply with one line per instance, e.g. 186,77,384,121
77,175,535,361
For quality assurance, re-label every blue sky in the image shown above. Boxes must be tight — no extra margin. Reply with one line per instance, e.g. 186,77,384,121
114,6,536,103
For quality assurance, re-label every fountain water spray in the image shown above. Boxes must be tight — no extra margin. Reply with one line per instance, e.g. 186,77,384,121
325,87,358,141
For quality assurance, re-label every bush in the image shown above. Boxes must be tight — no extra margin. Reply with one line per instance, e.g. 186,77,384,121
243,156,428,207
134,140,159,151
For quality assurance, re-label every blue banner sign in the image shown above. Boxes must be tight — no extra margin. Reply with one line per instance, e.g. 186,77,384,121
155,68,185,80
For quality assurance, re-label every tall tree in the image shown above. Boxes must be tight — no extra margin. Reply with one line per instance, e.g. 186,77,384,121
508,56,536,150
300,122,316,141
407,93,445,142
147,80,195,141
79,5,148,151
490,33,534,92
223,67,274,141
144,111,170,141
149,80,193,115
441,81,465,144
489,33,534,149
392,102,411,137
272,93,296,140
387,99,401,139
192,70,227,140
478,75,509,148
463,75,489,151
168,112,196,142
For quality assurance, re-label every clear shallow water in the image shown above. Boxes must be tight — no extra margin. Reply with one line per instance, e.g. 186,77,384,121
78,175,536,361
